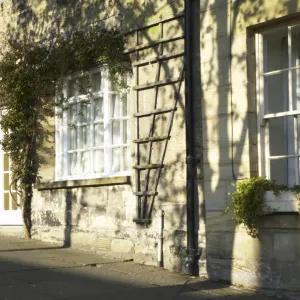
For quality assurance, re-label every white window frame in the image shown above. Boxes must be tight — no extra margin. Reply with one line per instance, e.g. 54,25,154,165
256,23,300,184
0,126,22,225
55,67,131,180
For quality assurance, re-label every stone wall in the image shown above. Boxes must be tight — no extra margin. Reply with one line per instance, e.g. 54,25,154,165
198,0,300,297
32,181,188,271
0,0,191,273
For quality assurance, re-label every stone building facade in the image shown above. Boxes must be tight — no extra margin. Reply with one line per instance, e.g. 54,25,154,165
0,0,300,299
198,1,300,298
0,0,188,273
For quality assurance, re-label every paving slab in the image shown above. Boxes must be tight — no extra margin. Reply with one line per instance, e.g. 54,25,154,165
0,234,275,300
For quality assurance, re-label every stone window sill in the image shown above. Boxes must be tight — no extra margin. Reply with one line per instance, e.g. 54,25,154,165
264,191,299,213
36,176,131,190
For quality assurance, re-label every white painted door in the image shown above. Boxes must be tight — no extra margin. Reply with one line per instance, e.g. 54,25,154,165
0,152,22,225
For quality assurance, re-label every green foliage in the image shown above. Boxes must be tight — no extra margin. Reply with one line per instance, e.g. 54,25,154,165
226,177,300,238
0,25,131,192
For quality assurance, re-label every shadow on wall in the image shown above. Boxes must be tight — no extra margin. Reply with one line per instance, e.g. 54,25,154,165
1,0,272,282
6,0,277,278
199,0,300,296
6,0,190,269
198,0,262,286
64,189,72,248
7,0,183,39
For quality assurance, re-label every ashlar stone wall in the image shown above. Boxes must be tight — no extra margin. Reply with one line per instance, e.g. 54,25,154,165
0,0,191,273
198,0,300,297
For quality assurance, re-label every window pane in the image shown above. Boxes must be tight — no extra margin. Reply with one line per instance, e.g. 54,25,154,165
110,80,117,91
4,173,9,191
56,130,62,154
80,103,90,124
111,120,120,145
110,94,120,118
4,193,9,210
264,73,289,113
263,27,288,73
12,180,17,191
291,25,300,67
123,120,129,143
3,154,9,172
94,97,104,120
123,147,130,171
11,193,18,210
67,79,76,97
79,151,90,175
69,127,77,150
270,158,297,186
269,116,294,156
78,76,89,95
56,155,62,178
94,123,104,146
69,153,77,175
122,94,128,116
111,147,120,172
292,69,300,110
69,104,77,125
92,72,101,92
79,126,90,149
94,149,104,173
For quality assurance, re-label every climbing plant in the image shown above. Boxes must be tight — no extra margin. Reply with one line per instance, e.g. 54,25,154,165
0,25,131,238
226,177,300,238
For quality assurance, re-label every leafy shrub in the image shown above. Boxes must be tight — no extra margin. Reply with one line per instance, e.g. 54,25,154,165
226,177,300,238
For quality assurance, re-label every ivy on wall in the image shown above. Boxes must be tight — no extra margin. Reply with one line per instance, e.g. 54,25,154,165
226,177,300,238
0,25,131,237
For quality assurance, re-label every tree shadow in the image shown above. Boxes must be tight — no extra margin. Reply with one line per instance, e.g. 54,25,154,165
199,0,258,286
199,0,300,298
6,0,299,295
7,0,199,275
63,189,72,248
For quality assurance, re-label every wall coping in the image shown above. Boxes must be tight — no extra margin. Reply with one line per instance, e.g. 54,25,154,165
36,176,131,190
264,191,299,213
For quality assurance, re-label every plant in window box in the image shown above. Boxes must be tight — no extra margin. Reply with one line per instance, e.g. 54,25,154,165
225,177,300,238
0,26,131,238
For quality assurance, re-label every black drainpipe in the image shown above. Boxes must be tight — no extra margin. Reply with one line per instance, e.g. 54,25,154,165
184,0,198,276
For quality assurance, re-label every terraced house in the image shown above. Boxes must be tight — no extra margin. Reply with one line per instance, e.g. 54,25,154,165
1,0,300,299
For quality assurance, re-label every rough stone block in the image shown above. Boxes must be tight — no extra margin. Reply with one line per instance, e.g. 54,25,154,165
200,0,227,13
232,232,273,261
111,239,134,253
40,228,65,244
204,180,227,211
230,259,262,288
41,210,63,227
206,257,233,283
89,214,118,231
257,215,280,229
76,207,89,230
205,211,225,219
279,214,300,229
201,57,230,87
200,4,229,39
274,233,300,262
71,231,98,253
206,212,236,231
160,203,186,231
206,232,234,259
200,35,230,63
270,261,300,291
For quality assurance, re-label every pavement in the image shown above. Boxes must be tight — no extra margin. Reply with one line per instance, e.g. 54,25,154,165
0,234,274,300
